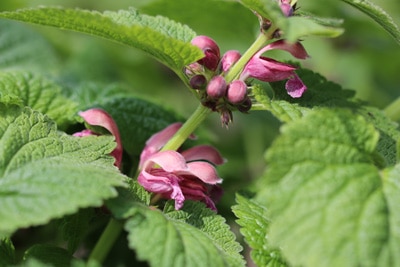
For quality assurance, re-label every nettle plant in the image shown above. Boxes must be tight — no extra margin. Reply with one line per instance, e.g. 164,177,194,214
0,0,399,266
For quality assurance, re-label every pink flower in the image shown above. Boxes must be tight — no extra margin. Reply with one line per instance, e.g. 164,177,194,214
241,39,309,98
138,123,224,210
73,108,123,169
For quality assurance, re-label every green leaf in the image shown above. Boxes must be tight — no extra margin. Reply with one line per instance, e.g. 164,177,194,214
232,195,288,267
0,238,16,266
0,20,58,71
0,103,126,237
340,0,400,45
0,7,203,73
97,97,181,157
23,245,72,267
106,179,151,219
251,68,357,122
360,106,400,166
285,16,344,42
256,109,400,266
239,0,285,28
0,70,78,129
125,201,245,267
60,208,95,254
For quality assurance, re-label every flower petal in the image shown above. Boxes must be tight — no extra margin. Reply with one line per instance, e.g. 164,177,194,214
242,57,296,82
184,161,222,184
78,108,123,168
140,122,182,166
181,145,226,165
142,150,188,173
263,40,309,59
285,73,307,98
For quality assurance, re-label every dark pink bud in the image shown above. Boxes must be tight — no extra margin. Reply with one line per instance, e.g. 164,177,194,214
191,35,220,71
220,109,233,126
220,50,241,72
226,80,247,104
237,97,252,113
190,75,207,89
206,76,227,99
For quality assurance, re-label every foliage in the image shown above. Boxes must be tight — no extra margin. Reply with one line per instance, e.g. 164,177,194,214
0,0,399,266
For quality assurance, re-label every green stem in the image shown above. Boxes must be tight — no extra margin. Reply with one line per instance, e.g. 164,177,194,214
384,97,400,121
224,26,278,83
88,218,124,263
161,103,211,151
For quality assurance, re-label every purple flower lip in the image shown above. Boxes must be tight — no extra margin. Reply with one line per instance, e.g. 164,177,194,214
191,35,221,71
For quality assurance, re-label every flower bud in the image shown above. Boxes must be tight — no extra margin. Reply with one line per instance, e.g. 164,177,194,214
237,97,252,113
189,75,207,89
220,50,241,72
280,0,293,17
206,76,227,99
191,35,220,71
226,80,247,104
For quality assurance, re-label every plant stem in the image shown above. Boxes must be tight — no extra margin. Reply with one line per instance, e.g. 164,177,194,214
224,26,277,83
88,218,124,263
161,103,211,151
384,97,400,121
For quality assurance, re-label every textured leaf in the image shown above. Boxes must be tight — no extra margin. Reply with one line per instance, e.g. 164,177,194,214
251,68,357,122
23,245,72,267
232,195,288,267
125,201,245,267
0,238,16,266
60,208,94,254
106,179,151,219
0,7,203,73
0,71,78,129
97,97,181,157
0,20,58,71
256,109,400,266
0,103,126,237
340,0,400,45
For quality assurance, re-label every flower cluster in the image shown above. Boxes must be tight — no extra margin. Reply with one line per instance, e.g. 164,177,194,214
138,123,224,211
184,0,308,125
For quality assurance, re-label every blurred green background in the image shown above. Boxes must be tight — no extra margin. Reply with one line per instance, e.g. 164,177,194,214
0,0,399,264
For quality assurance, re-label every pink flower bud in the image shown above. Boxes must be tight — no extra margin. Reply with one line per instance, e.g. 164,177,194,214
190,75,207,89
206,76,227,99
237,97,252,113
226,80,247,104
220,50,241,72
191,35,220,71
280,0,293,17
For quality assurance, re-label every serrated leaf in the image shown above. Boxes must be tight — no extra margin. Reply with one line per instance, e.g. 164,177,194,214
251,68,357,122
23,245,72,267
232,195,288,267
0,7,203,73
0,20,58,71
0,238,16,266
256,109,400,266
340,0,400,45
125,201,244,267
0,103,126,236
106,179,151,219
360,106,400,166
0,71,78,129
97,97,181,157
